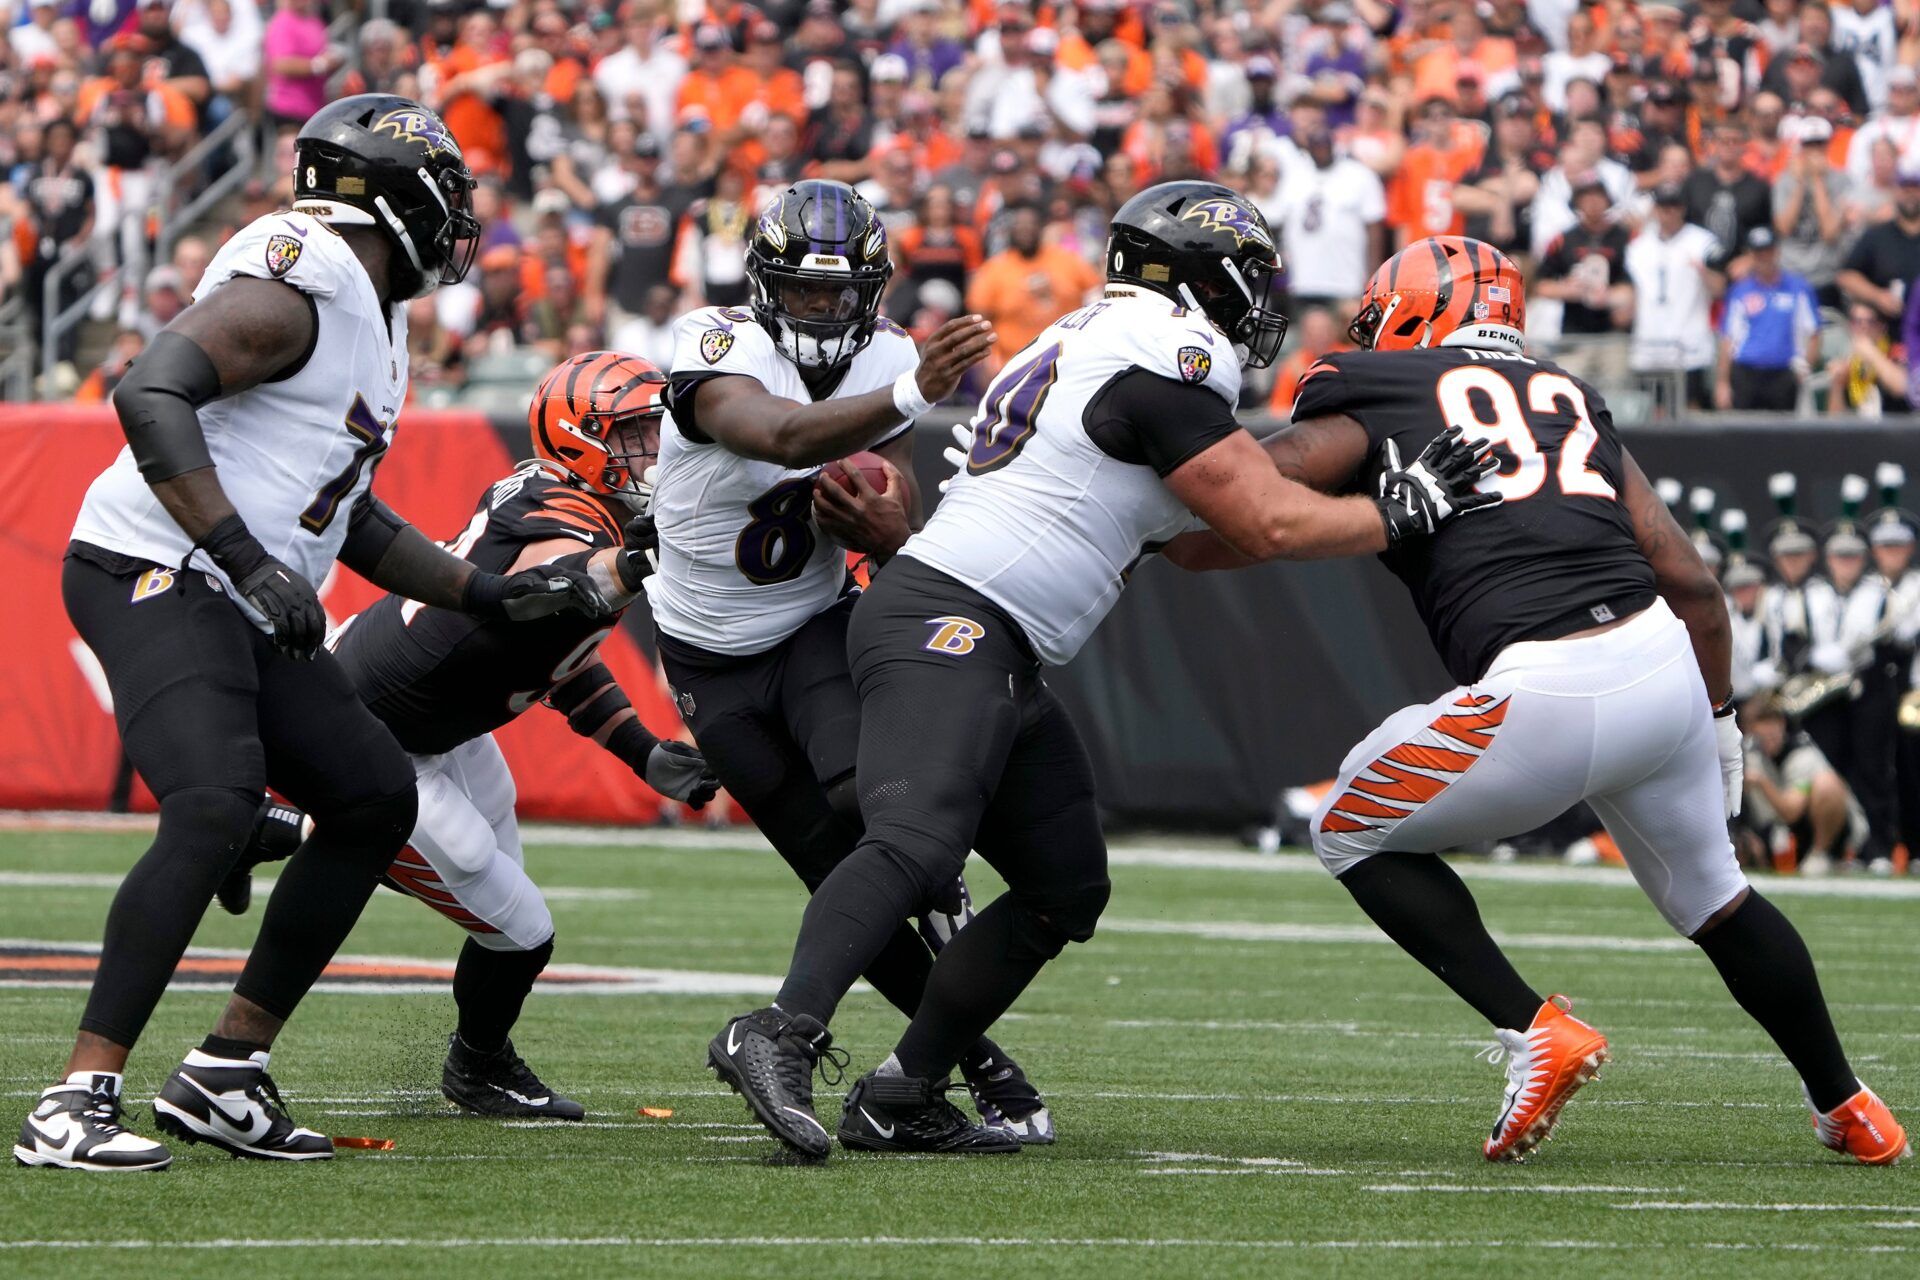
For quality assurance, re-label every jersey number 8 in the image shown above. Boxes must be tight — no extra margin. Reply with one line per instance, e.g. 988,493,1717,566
734,476,818,584
1434,365,1617,503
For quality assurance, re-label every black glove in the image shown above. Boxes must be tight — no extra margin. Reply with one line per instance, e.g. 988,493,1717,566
463,562,610,621
198,514,327,659
613,511,658,595
1375,426,1502,544
643,740,720,809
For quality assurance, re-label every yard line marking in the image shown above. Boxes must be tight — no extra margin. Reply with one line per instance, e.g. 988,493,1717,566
1140,1167,1349,1177
1367,1184,1668,1194
1614,1202,1920,1213
1101,918,1693,953
0,871,645,902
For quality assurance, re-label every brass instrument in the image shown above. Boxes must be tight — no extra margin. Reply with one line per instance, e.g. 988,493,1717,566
1777,606,1913,719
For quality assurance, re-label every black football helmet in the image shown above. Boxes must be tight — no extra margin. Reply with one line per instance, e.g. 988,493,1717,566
1105,181,1288,368
291,95,479,301
745,179,893,369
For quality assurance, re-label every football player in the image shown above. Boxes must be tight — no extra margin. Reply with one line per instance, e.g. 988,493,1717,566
658,179,1055,1148
233,352,719,1121
1199,237,1903,1163
16,97,605,1172
708,181,1498,1159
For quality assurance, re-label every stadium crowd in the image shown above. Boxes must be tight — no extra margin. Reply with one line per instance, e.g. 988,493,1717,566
11,0,1920,412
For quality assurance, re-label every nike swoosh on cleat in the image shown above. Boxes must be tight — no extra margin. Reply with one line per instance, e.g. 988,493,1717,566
26,1119,80,1160
179,1075,272,1142
726,1023,744,1056
488,1085,550,1107
858,1107,895,1140
782,1106,827,1137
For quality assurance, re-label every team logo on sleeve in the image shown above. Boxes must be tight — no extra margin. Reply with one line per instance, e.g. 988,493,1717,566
265,234,303,278
923,616,986,656
1177,346,1213,384
1177,198,1274,250
130,567,175,603
699,329,735,364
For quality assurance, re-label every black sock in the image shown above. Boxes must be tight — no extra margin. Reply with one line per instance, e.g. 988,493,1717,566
895,895,1044,1081
1339,852,1543,1031
777,845,928,1023
78,786,259,1046
1695,892,1857,1112
453,936,554,1055
201,1033,266,1060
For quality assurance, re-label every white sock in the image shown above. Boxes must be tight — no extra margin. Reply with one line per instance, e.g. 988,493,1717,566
874,1053,905,1078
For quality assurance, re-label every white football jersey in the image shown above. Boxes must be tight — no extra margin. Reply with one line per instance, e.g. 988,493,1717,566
905,288,1241,665
647,305,918,655
72,211,408,627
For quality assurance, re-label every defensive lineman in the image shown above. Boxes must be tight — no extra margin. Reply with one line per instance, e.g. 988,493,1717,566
1220,237,1904,1163
661,179,1052,1147
710,181,1498,1159
16,97,604,1171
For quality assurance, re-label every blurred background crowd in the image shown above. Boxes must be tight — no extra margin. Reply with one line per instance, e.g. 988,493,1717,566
14,0,1920,415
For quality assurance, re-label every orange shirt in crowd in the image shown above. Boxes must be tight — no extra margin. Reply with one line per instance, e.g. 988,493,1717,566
543,57,586,105
433,44,509,175
1119,118,1220,183
1389,127,1486,240
75,77,195,137
1410,37,1516,102
895,222,983,275
1268,341,1353,414
966,244,1102,368
678,63,762,134
1059,33,1152,95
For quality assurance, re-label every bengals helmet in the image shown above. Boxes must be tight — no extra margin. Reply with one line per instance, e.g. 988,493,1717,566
1348,237,1526,356
528,352,667,512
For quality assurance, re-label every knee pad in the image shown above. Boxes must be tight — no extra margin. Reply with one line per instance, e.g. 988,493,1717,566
1008,876,1111,960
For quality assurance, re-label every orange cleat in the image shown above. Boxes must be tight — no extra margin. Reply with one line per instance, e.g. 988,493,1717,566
1481,995,1609,1162
1811,1085,1911,1165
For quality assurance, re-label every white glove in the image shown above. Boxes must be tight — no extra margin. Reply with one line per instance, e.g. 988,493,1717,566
1809,642,1849,675
1714,707,1744,819
1749,659,1780,690
915,876,974,951
939,421,973,493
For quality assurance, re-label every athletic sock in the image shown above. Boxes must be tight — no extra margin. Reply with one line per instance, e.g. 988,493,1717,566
893,894,1044,1081
776,844,928,1023
453,936,555,1056
1338,852,1544,1031
1694,891,1858,1112
201,1033,266,1060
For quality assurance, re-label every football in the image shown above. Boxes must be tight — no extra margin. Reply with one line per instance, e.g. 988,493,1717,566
824,451,891,495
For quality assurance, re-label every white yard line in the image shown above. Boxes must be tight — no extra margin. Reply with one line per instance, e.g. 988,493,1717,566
1102,918,1694,953
1366,1184,1668,1194
1614,1202,1920,1213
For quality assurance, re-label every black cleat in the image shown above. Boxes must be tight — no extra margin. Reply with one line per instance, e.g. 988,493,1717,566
961,1041,1055,1144
707,1008,842,1160
217,800,306,916
441,1033,585,1120
13,1072,171,1171
837,1071,1023,1154
151,1049,332,1160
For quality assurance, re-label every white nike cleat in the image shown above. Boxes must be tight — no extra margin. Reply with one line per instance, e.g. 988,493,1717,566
13,1071,171,1171
151,1049,332,1160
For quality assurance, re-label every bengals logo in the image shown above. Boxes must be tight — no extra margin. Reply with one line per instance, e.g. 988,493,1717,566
699,329,735,364
1178,198,1273,250
1176,345,1212,384
371,108,461,159
265,234,302,278
130,567,175,603
923,615,985,656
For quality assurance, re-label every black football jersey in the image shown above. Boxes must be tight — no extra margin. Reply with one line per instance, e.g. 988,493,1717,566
334,467,630,755
1293,346,1656,684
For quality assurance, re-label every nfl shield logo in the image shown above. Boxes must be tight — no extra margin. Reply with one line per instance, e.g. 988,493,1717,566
699,328,735,365
1177,345,1212,384
265,234,302,278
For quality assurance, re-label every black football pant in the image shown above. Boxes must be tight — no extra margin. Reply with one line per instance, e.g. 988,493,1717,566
63,547,416,1048
658,596,967,1027
776,558,1111,1079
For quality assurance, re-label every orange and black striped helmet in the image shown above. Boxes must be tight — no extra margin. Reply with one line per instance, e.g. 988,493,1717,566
1347,237,1526,356
528,351,667,510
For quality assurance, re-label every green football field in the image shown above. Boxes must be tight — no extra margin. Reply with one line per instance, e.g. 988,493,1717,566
2,822,1918,1279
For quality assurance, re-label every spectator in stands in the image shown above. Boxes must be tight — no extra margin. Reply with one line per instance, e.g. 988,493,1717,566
1454,92,1550,256
1774,114,1848,306
808,62,875,182
1626,184,1725,412
588,130,682,334
262,0,339,131
519,261,593,359
1388,94,1484,246
11,0,61,65
169,234,209,297
335,19,408,100
132,262,186,340
672,165,753,309
609,280,675,367
21,115,91,366
406,293,463,394
182,0,264,116
1717,226,1820,411
894,182,979,311
1684,121,1773,274
136,0,211,117
1838,161,1920,326
1267,306,1349,416
73,328,144,403
593,1,684,151
1846,64,1920,184
1531,115,1634,257
966,202,1100,372
1265,117,1385,313
1536,180,1633,384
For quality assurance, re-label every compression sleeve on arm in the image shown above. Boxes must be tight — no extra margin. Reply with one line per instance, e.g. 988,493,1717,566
1082,368,1242,477
547,663,660,766
113,331,224,483
338,496,409,576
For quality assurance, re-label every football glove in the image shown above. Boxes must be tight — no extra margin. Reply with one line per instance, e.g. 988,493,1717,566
1375,427,1502,544
916,876,975,952
199,514,327,659
1715,704,1744,819
613,510,660,595
939,420,973,493
464,563,611,621
644,741,720,809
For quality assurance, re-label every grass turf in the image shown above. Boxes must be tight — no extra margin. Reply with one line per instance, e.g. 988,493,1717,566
2,825,1917,1279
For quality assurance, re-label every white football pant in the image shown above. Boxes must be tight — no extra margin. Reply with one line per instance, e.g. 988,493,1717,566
385,734,553,952
1312,600,1748,936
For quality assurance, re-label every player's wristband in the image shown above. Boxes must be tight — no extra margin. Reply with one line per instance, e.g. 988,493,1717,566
1712,695,1737,719
893,369,933,422
605,717,660,771
193,513,271,581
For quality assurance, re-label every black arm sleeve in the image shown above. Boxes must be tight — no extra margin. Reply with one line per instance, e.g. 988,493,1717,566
664,373,724,444
338,496,410,576
1081,368,1241,477
112,331,223,484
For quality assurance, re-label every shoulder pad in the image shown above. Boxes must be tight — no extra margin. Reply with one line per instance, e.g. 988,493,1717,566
669,305,776,380
196,212,349,304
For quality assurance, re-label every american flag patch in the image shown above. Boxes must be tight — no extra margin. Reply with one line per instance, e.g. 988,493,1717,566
1486,285,1511,303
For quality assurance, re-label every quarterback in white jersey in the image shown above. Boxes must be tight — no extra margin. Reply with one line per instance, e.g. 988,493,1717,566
660,180,1056,1149
711,180,1499,1162
20,97,602,1175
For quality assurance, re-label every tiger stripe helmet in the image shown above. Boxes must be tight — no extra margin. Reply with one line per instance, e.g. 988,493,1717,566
1347,236,1526,356
528,351,668,512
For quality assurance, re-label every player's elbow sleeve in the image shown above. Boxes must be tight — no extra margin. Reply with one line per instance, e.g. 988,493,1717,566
338,497,410,577
113,331,223,484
